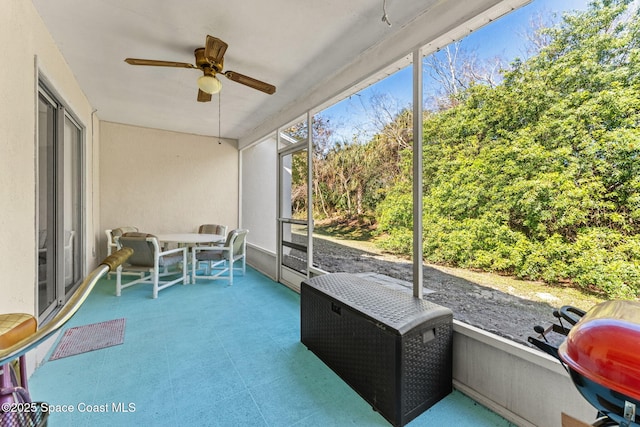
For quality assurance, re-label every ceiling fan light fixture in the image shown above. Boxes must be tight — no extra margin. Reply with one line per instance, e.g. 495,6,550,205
197,74,222,94
124,35,275,100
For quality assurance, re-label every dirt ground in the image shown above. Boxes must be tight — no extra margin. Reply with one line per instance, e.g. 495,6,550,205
310,235,568,347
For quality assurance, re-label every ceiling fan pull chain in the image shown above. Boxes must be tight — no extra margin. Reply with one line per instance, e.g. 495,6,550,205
218,91,222,144
382,0,392,27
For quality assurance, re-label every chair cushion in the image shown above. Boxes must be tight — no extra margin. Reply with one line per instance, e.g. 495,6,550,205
159,253,184,267
231,230,248,255
121,232,155,238
196,250,225,261
198,224,227,235
120,233,158,267
112,226,139,240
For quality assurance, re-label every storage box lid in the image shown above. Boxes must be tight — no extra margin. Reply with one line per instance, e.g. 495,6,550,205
558,300,640,402
303,273,453,335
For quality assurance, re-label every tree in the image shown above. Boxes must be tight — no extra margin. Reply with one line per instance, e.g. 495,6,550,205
378,0,640,298
424,42,506,110
308,98,414,222
516,8,555,59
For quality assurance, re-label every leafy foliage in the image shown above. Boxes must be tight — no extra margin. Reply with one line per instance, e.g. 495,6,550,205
303,109,412,221
308,0,640,298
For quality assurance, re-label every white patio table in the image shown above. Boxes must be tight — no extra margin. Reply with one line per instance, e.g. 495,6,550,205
155,233,225,283
155,233,225,246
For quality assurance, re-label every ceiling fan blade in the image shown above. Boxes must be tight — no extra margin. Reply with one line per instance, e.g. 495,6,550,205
204,35,228,64
197,89,212,103
125,58,196,69
223,71,276,95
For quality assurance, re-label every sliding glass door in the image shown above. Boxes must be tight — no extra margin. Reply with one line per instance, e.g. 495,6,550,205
38,86,83,319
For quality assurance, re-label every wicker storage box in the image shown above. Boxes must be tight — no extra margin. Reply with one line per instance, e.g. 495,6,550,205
301,273,453,427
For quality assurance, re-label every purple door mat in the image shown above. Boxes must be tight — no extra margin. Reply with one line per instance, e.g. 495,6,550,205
49,318,126,361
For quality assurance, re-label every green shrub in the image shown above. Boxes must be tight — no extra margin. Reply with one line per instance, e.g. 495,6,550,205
367,1,640,300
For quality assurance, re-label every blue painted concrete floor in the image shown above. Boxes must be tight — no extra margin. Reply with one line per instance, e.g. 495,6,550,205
29,267,516,426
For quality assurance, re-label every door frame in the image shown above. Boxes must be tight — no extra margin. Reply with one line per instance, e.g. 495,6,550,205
276,113,313,291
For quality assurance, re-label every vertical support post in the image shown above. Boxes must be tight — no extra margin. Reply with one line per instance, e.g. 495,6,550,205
307,111,314,276
412,49,424,299
275,130,282,283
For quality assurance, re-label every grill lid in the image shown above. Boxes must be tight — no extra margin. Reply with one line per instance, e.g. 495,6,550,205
558,300,640,402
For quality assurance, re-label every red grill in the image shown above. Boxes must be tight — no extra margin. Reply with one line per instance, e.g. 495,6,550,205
528,301,640,426
557,301,640,426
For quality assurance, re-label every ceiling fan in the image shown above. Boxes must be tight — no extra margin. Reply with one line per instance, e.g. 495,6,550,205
125,35,276,102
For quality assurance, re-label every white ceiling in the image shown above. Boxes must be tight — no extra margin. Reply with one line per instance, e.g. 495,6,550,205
32,0,526,144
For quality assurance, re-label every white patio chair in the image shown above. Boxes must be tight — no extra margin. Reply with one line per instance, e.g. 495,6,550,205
105,226,139,278
197,223,228,247
105,226,138,256
115,232,187,299
191,229,248,285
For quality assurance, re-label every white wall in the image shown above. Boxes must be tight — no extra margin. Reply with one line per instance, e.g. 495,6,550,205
240,136,277,253
0,0,99,314
99,121,238,258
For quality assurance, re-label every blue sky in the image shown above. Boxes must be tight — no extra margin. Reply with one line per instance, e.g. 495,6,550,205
320,0,592,143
